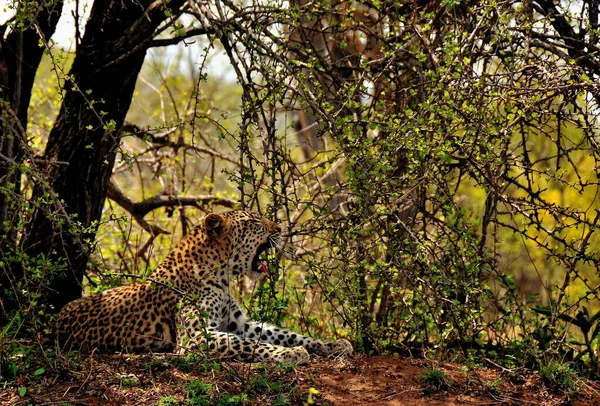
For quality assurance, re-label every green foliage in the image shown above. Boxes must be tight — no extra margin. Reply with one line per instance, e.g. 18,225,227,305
185,380,212,406
422,367,450,392
144,354,220,374
271,394,291,406
158,396,181,406
247,373,291,395
0,325,47,383
216,393,248,405
238,364,299,404
274,362,297,373
540,361,580,395
532,305,600,373
246,279,290,325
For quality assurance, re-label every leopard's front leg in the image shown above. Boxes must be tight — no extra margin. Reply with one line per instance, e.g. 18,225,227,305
222,298,353,357
177,304,309,364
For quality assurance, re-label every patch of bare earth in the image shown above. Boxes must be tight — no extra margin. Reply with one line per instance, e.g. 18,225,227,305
2,354,600,405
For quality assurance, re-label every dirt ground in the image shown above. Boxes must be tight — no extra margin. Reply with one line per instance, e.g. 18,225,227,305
2,354,600,405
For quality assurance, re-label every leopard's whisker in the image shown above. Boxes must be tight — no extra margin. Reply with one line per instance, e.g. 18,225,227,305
268,235,279,250
269,234,296,261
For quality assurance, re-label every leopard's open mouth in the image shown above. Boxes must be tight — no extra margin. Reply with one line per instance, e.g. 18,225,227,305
252,242,272,275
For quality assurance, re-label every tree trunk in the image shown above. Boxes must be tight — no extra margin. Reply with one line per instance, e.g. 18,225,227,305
0,0,64,320
17,0,186,314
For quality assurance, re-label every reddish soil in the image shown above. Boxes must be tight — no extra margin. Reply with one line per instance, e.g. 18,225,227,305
2,354,600,405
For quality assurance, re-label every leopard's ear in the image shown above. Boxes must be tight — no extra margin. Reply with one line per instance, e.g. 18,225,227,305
205,213,224,239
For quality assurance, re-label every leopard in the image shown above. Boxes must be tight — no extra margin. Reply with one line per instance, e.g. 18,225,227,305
54,210,352,364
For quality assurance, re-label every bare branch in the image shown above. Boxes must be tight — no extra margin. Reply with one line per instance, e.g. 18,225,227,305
106,181,170,236
134,193,238,217
106,181,238,235
120,122,178,143
148,27,217,48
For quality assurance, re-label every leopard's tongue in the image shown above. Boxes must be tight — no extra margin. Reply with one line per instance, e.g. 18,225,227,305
256,261,268,274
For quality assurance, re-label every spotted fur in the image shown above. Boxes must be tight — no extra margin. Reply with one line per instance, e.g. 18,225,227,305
54,210,352,363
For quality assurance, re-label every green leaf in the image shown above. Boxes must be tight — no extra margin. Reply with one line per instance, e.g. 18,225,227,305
19,387,27,397
34,368,45,376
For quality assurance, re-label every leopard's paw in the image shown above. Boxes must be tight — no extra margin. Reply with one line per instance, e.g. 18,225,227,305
274,346,310,365
308,339,353,357
330,339,353,356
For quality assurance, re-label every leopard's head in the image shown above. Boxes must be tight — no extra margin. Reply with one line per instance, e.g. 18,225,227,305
203,210,282,279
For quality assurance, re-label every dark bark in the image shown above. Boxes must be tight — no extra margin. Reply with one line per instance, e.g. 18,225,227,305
18,0,186,314
0,0,64,319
